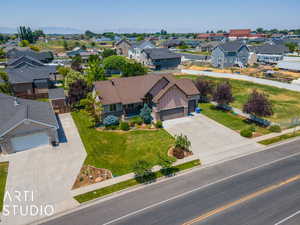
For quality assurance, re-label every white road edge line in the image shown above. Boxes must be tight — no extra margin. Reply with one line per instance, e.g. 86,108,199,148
102,151,300,225
274,210,300,225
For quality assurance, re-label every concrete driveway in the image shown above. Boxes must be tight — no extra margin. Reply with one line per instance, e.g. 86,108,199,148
163,114,263,164
0,113,87,225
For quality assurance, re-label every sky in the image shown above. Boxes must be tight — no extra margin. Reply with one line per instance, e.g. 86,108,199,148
1,0,300,33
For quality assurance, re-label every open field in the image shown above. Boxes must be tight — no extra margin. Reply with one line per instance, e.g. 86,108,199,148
177,75,300,126
72,111,175,176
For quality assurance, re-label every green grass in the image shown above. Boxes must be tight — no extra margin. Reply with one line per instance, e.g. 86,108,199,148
74,159,200,203
72,111,175,176
36,98,49,102
0,162,9,211
259,130,300,145
199,103,270,135
177,75,300,126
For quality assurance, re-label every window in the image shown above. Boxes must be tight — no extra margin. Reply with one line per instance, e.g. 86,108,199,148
109,104,117,112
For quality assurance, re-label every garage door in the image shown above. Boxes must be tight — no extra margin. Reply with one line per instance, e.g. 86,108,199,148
11,132,49,152
160,107,184,121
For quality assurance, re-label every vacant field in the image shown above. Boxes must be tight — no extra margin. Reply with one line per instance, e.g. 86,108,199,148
177,75,300,126
72,111,175,176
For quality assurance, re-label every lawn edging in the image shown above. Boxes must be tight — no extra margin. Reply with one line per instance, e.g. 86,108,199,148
73,158,200,204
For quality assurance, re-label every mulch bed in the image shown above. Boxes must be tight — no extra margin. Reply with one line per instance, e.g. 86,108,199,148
168,147,193,159
72,165,113,189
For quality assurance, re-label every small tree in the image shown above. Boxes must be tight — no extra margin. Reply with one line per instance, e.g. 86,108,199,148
243,89,273,118
122,60,147,77
68,79,89,106
132,160,153,183
71,55,83,72
157,153,176,176
64,70,86,90
285,42,298,53
195,78,214,102
101,49,116,58
0,71,12,95
85,57,105,85
139,104,152,124
174,134,191,151
213,82,234,108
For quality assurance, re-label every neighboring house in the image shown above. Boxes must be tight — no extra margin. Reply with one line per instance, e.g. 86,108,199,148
161,39,184,48
48,88,68,113
4,56,57,98
94,74,200,121
229,29,251,40
115,39,133,56
128,40,156,61
0,94,59,154
197,41,221,52
6,47,54,63
140,48,181,70
211,41,250,68
66,47,87,57
251,44,289,64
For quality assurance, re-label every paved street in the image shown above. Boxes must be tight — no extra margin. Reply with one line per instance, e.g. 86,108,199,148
38,139,300,225
163,114,263,164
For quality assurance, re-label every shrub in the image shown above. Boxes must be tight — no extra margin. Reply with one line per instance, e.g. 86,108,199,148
129,116,143,126
119,121,130,131
175,134,191,151
155,120,163,128
240,128,253,138
269,125,281,133
103,115,119,127
140,104,153,124
173,148,185,159
249,125,256,132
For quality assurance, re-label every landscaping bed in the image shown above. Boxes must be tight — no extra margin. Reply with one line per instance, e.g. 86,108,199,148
177,75,300,126
72,165,113,189
74,159,201,203
72,111,174,176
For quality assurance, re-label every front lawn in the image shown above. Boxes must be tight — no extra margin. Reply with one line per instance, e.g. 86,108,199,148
72,111,175,176
199,103,270,135
178,75,300,126
0,162,9,211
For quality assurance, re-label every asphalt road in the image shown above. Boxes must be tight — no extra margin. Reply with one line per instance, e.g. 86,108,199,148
38,139,300,225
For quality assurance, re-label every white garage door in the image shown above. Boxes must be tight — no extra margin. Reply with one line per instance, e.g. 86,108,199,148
11,132,50,152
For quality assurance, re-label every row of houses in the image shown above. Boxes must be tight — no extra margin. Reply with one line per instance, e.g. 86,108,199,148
211,40,291,68
115,39,181,70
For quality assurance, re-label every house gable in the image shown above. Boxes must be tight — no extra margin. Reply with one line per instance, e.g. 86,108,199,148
157,85,188,111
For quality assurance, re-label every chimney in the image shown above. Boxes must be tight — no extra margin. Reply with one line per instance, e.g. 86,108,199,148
14,97,19,106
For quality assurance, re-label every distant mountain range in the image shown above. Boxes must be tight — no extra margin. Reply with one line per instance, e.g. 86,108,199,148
0,26,84,34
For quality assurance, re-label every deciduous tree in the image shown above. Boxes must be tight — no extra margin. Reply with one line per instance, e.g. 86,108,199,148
213,82,234,108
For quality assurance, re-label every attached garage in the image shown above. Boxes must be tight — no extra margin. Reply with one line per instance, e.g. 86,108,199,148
188,100,196,113
160,107,184,121
11,132,50,152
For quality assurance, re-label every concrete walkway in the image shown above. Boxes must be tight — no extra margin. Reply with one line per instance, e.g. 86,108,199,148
0,113,86,225
253,125,300,142
182,69,300,92
163,114,263,165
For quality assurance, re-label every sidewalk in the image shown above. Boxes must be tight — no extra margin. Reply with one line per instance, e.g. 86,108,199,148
253,125,300,142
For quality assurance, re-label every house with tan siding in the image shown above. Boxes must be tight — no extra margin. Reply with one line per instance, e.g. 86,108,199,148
94,74,200,121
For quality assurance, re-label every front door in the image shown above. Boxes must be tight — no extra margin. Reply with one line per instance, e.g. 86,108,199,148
188,100,196,113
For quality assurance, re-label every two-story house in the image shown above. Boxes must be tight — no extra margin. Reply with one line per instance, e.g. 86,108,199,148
211,41,250,68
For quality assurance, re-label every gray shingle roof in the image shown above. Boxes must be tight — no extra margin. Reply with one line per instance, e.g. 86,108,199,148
0,94,58,137
252,44,289,55
143,48,181,60
48,88,65,100
8,55,45,68
6,47,54,62
5,65,56,84
217,40,246,52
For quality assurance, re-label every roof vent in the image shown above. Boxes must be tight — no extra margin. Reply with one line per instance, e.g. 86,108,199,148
14,97,19,106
